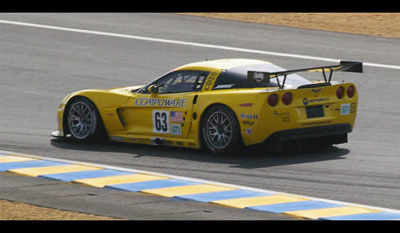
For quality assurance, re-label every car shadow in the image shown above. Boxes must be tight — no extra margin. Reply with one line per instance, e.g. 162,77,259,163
50,138,349,169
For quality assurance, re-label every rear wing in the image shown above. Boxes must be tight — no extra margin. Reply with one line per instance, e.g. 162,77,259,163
247,61,363,89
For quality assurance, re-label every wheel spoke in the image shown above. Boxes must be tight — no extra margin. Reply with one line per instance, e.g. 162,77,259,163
70,106,80,117
70,114,80,121
74,104,82,115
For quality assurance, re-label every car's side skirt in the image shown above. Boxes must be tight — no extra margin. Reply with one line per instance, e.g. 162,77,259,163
109,133,201,149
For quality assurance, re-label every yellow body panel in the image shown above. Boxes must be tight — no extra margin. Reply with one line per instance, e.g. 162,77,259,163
54,59,358,150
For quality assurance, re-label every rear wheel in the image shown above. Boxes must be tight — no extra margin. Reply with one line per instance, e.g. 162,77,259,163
66,97,105,141
201,105,241,154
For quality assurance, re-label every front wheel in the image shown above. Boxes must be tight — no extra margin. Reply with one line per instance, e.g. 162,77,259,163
66,97,105,141
201,105,241,154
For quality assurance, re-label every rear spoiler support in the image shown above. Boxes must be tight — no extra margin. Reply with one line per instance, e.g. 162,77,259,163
248,61,363,89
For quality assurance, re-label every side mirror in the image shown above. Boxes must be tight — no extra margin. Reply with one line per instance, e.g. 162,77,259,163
147,85,159,94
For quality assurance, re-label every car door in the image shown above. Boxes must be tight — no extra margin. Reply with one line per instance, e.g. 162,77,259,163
124,70,208,139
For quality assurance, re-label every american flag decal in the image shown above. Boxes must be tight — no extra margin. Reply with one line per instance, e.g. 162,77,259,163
170,111,183,123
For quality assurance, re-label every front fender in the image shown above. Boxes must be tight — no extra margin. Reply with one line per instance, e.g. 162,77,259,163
54,89,131,138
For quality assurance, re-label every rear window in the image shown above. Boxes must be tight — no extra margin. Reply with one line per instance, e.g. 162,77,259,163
213,64,311,90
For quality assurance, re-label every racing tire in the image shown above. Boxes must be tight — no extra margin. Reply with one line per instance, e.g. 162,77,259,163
201,105,242,154
66,97,106,142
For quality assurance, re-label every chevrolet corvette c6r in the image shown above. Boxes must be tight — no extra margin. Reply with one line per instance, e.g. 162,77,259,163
51,59,362,154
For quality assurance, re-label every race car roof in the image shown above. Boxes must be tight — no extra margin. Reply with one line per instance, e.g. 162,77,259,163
177,59,311,89
176,59,270,71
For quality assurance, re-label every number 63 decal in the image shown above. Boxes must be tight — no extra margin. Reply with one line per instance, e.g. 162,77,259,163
153,110,170,133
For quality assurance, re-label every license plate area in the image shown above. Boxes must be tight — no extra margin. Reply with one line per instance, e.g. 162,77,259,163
306,105,324,118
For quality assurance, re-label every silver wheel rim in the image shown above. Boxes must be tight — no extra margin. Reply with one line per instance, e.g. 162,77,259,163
68,101,95,139
205,111,233,149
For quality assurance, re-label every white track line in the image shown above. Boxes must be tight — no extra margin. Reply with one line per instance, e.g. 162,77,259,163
1,19,399,70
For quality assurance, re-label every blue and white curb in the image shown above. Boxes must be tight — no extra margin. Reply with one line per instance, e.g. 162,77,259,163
1,150,399,220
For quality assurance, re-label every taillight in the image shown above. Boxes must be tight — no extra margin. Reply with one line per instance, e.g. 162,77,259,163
268,94,278,107
282,92,292,105
336,86,344,99
347,85,355,98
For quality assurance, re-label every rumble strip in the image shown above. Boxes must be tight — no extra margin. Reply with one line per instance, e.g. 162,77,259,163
1,150,399,220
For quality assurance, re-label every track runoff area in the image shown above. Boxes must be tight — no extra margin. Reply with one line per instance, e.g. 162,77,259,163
1,150,400,220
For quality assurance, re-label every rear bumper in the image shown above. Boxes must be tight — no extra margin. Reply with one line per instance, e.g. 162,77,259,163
279,124,351,141
262,123,352,146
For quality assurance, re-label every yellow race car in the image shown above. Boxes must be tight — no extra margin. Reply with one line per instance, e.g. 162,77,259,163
51,59,362,154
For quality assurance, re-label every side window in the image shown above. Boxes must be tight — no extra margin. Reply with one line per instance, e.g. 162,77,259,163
194,73,207,91
154,71,208,94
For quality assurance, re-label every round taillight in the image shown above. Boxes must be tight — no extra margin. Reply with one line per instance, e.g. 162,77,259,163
336,86,344,99
282,92,292,105
347,85,355,98
268,94,278,107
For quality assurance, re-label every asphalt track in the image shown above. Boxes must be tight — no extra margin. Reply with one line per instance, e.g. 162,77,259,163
1,13,400,220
